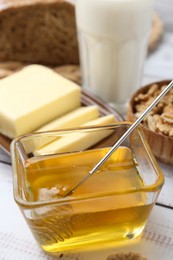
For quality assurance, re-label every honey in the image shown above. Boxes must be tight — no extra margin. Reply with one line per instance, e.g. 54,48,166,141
23,147,155,252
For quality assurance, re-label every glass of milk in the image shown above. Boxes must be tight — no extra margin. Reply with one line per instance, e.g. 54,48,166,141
75,0,154,113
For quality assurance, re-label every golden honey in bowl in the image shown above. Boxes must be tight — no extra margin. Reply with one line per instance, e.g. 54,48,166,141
11,124,164,253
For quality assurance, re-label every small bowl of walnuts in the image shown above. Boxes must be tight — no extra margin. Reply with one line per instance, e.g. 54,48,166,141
128,80,173,165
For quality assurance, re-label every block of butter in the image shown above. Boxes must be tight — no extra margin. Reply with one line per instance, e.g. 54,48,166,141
0,65,81,139
35,114,115,155
37,105,100,132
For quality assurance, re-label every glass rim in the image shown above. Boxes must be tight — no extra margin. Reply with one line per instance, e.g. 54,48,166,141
11,122,164,208
11,122,131,143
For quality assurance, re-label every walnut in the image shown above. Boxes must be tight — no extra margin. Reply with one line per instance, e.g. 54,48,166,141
134,83,173,137
163,104,173,114
106,252,147,260
148,83,159,95
161,112,173,124
147,115,157,131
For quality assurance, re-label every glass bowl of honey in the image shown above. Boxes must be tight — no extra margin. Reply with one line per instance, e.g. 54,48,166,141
11,123,164,253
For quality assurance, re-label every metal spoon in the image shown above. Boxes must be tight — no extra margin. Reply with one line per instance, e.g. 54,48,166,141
63,80,173,197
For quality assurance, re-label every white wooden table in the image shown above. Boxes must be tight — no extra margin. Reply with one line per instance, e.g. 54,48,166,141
1,1,173,259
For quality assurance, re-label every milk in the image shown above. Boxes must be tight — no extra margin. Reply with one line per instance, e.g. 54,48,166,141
75,0,154,112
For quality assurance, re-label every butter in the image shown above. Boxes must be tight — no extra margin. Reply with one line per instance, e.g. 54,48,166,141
35,114,115,155
0,65,80,139
37,105,100,132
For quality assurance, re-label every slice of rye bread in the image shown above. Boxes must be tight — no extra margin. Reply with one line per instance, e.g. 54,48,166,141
0,0,79,65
